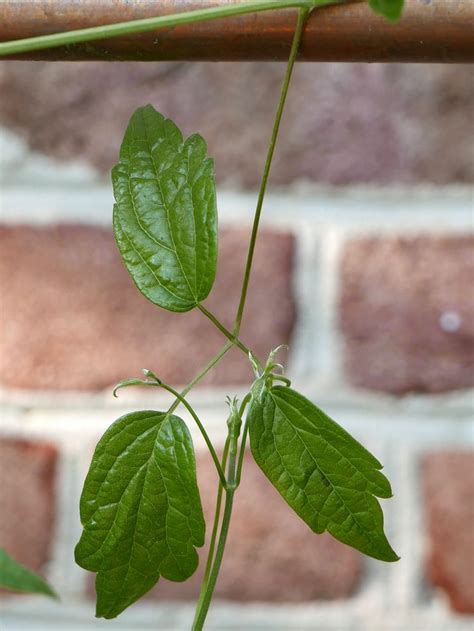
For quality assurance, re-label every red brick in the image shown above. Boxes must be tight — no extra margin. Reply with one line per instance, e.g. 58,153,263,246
0,224,295,390
339,235,474,394
1,62,472,186
145,452,361,602
423,451,474,613
0,438,57,575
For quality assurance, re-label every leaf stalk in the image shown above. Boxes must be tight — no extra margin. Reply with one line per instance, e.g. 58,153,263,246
197,303,256,362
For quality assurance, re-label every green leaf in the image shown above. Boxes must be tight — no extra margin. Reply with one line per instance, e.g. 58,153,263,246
369,0,404,22
112,104,218,312
248,386,399,562
0,549,57,598
75,410,205,619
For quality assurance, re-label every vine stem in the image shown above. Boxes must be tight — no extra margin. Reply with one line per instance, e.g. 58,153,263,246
192,9,309,629
0,0,341,57
193,437,229,619
235,419,249,488
193,393,250,622
233,8,309,336
203,439,230,585
192,416,240,631
193,489,235,631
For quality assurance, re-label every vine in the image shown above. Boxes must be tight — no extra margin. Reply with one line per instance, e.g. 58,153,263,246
0,1,404,628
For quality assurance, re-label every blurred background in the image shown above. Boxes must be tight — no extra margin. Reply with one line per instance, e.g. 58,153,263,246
0,58,473,630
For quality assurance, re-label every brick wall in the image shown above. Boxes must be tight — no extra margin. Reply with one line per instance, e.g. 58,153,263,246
1,61,473,187
0,133,472,629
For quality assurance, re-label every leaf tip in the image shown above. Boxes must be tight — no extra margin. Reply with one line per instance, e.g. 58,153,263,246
137,103,157,119
48,587,60,600
376,539,400,563
95,596,117,620
386,550,401,563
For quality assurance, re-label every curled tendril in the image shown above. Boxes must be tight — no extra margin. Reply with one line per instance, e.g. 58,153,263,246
113,368,162,397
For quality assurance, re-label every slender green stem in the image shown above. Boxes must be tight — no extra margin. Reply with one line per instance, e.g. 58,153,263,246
0,0,341,57
233,392,252,488
238,393,252,418
193,489,234,631
233,6,309,336
194,393,248,624
153,381,227,488
197,303,253,358
192,424,240,630
235,420,249,489
203,439,230,586
192,438,230,624
168,342,233,415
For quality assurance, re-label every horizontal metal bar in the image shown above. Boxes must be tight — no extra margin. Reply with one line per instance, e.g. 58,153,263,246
1,0,473,63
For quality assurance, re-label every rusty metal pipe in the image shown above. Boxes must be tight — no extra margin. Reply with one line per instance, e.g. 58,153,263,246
1,0,473,63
